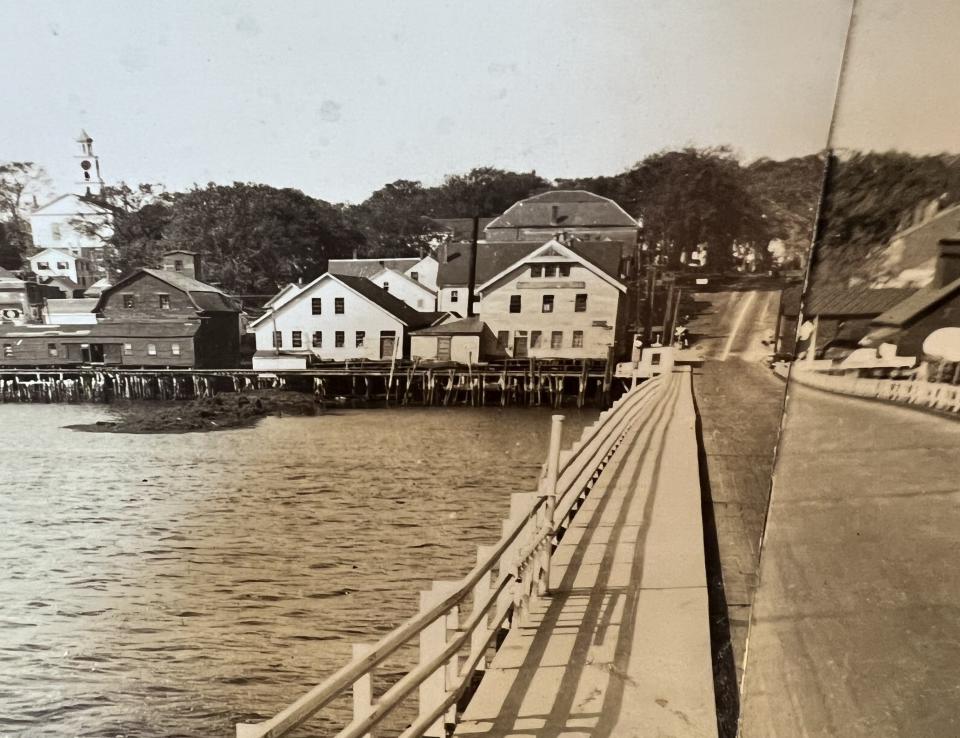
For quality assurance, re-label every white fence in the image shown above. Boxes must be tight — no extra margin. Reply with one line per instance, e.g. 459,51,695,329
790,366,960,416
236,373,668,738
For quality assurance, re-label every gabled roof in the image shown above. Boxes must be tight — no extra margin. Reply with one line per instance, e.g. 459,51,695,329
476,239,626,293
871,275,960,327
43,276,80,291
328,257,420,279
370,267,437,296
802,285,915,318
29,247,88,263
250,273,444,329
485,190,637,230
98,268,240,313
437,241,542,288
411,316,486,336
46,298,98,314
263,282,304,309
31,193,113,216
429,218,496,241
83,277,112,297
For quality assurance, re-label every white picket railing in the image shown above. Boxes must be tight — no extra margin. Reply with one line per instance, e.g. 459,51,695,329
791,366,960,416
235,373,667,738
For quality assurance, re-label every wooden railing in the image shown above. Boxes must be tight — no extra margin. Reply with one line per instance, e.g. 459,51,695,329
790,365,960,416
235,373,667,738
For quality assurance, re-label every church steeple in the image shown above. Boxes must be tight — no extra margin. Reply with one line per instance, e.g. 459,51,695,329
75,130,104,197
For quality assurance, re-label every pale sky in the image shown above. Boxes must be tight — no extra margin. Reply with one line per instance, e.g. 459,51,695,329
831,0,960,154
1,0,853,204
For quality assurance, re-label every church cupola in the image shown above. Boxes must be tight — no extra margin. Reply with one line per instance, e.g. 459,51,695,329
75,130,104,197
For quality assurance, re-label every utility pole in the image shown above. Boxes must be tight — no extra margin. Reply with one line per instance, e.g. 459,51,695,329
467,214,479,317
645,263,657,344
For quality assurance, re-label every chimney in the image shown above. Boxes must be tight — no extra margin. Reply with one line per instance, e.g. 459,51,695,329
934,239,960,288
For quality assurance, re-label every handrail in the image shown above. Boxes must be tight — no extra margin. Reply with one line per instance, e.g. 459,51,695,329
237,374,670,738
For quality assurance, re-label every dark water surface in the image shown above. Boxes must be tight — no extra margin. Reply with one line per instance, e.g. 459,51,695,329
0,404,597,737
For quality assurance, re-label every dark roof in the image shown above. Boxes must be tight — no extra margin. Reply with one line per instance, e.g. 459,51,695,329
46,298,98,314
411,316,486,336
335,275,442,328
43,276,80,291
100,268,240,313
802,285,915,318
566,240,624,281
485,190,637,230
328,257,419,279
429,218,496,241
871,275,960,327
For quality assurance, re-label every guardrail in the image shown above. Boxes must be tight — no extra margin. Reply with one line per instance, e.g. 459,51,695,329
235,373,667,738
790,366,960,416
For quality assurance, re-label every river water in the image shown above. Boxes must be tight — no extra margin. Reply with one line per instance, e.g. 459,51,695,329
0,403,597,737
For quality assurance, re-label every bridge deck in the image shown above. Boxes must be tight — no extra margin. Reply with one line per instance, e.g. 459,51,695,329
456,370,718,738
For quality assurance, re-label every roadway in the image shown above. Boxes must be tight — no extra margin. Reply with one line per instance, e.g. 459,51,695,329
739,382,960,737
685,284,788,735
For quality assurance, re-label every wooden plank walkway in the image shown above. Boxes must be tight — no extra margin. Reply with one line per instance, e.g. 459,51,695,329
455,369,718,738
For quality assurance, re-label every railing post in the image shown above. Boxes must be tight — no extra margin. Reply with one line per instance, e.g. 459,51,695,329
418,580,458,738
471,545,496,673
540,414,564,595
352,643,375,738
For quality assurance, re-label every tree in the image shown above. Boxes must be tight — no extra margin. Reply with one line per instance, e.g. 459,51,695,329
0,222,21,270
433,167,550,218
0,162,51,263
344,179,436,256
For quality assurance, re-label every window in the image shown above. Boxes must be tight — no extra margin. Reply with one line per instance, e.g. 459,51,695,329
122,294,135,308
381,282,389,291
335,297,345,314
174,260,184,272
147,344,157,356
416,299,424,308
47,343,58,358
509,295,521,313
572,330,584,348
575,294,588,312
311,298,322,315
312,331,322,347
542,295,554,313
355,331,365,348
551,331,563,349
2,344,11,357
171,343,181,356
123,343,133,355
410,271,419,282
559,264,571,277
497,330,509,348
545,265,557,278
531,331,542,348
272,331,282,348
292,331,303,348
36,261,49,270
56,261,69,270
335,331,345,347
51,224,62,240
450,290,459,303
530,265,543,278
158,294,170,310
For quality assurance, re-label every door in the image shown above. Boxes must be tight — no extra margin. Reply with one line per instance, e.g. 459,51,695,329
379,331,397,360
513,336,528,358
437,336,452,361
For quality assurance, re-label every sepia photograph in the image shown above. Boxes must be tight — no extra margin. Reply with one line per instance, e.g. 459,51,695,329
0,1,956,737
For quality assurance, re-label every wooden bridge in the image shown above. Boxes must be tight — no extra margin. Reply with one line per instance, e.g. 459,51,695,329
235,367,717,738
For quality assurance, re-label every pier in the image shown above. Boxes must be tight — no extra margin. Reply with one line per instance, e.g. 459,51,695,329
235,367,716,738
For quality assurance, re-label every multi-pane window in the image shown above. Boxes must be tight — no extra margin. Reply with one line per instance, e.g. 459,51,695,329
56,261,68,270
572,330,584,348
381,282,389,291
550,331,563,349
147,343,157,356
531,331,542,348
559,264,571,277
509,295,521,313
36,261,49,270
356,331,365,348
544,265,557,278
335,331,345,347
497,330,509,348
47,343,58,357
158,294,170,310
123,343,133,355
335,297,345,314
450,290,459,303
311,298,322,315
542,295,554,313
575,294,587,312
530,265,543,278
292,331,303,348
272,331,282,348
2,344,11,357
122,294,135,308
174,260,184,271
312,331,322,347
171,343,181,356
410,271,419,282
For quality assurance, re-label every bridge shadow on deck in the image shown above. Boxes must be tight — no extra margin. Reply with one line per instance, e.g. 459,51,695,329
458,379,683,738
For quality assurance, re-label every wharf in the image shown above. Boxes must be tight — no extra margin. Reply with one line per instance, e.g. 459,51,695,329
455,369,718,737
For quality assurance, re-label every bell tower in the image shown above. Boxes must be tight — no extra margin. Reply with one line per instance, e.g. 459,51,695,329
75,130,104,197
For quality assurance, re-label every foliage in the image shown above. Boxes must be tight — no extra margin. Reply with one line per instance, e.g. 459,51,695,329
0,161,51,262
0,222,20,270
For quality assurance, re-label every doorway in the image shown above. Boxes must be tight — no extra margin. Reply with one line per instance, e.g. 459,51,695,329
379,331,397,359
437,336,452,361
513,335,528,358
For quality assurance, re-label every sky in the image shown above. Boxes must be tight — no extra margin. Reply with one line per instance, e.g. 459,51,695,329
831,0,960,154
0,0,855,204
